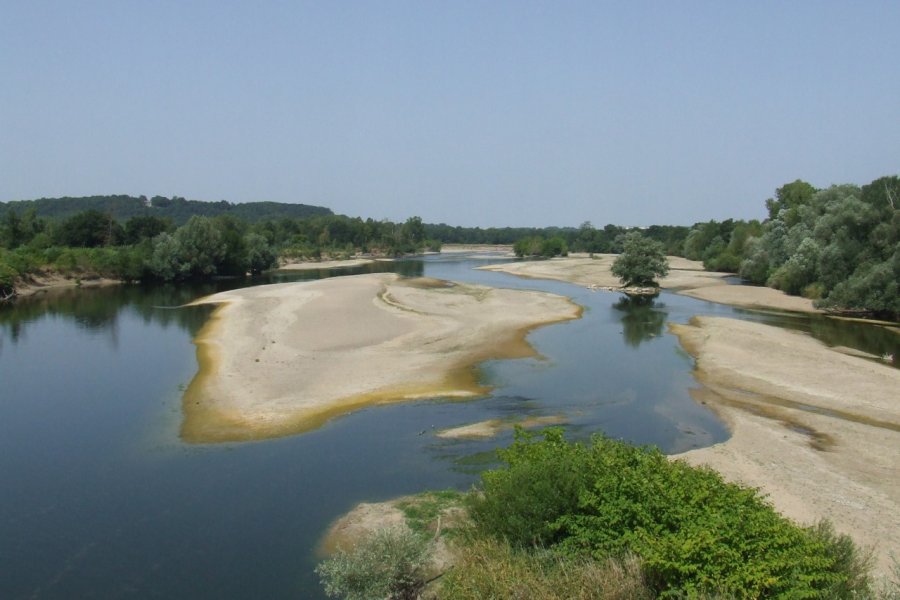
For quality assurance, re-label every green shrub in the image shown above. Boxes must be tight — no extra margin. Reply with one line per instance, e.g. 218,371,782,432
468,427,589,547
470,429,875,599
0,259,18,296
315,527,430,600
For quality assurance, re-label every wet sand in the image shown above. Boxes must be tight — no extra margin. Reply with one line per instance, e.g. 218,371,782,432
671,316,900,575
182,273,580,443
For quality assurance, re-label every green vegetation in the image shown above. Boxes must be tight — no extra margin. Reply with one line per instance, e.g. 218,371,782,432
316,430,889,599
0,204,439,297
682,175,899,319
394,490,464,537
513,235,569,257
611,232,669,287
316,527,431,600
464,428,875,599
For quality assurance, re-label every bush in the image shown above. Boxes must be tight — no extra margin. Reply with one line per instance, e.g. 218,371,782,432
469,429,875,599
316,528,430,600
0,259,17,297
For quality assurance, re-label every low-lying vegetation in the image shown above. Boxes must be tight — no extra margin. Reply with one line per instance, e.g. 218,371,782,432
318,428,895,599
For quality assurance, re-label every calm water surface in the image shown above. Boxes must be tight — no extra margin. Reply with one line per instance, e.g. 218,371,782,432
1,254,896,598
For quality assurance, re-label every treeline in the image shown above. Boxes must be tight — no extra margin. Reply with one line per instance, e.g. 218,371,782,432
0,210,438,297
681,175,899,318
0,195,332,225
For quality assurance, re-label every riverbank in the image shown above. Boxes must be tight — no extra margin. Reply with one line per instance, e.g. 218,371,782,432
278,257,390,270
671,316,900,576
12,272,121,298
478,255,818,313
182,273,580,443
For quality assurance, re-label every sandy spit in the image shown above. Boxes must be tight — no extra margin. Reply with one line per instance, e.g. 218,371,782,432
440,244,515,255
479,255,818,313
182,273,581,443
671,316,900,576
278,258,385,270
436,415,567,440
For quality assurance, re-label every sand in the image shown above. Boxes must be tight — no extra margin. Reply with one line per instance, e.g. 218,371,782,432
182,273,580,443
670,316,900,575
435,415,567,439
440,244,515,255
479,255,818,313
278,258,384,270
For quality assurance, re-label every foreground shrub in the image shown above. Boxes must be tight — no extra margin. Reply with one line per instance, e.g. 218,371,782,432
315,527,430,600
439,536,653,600
469,428,875,599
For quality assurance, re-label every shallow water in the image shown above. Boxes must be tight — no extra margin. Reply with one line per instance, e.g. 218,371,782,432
0,254,895,598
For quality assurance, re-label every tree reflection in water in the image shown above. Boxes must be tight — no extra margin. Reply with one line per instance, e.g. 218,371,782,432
613,294,667,347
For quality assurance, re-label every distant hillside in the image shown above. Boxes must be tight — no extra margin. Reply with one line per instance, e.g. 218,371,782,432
0,195,333,224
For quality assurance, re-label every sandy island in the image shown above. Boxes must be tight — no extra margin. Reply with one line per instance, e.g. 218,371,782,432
479,254,818,313
182,273,580,443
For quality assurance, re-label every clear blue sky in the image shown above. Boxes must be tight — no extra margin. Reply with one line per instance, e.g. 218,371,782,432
2,1,898,227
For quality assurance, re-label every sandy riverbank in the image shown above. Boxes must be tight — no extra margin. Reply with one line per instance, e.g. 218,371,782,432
671,316,900,575
182,273,580,443
479,255,818,313
278,257,388,270
440,244,514,255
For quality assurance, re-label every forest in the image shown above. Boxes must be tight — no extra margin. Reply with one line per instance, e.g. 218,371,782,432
0,194,332,225
2,174,898,319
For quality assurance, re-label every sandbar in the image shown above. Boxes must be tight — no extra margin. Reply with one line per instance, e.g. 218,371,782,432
671,316,900,575
278,258,386,270
479,255,818,313
436,415,567,439
182,273,580,443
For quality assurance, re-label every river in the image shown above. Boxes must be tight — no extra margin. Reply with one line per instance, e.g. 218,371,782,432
0,253,895,598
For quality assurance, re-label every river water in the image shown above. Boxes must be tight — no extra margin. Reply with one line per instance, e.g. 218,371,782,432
0,254,895,599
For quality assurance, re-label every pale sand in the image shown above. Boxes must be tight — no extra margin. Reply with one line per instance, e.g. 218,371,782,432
278,258,382,270
671,316,900,575
479,255,818,313
183,273,580,443
440,244,514,254
436,415,567,439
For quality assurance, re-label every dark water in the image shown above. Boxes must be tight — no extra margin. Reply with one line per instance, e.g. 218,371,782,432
0,255,896,599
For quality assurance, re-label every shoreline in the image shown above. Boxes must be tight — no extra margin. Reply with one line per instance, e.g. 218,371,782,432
670,316,900,576
182,273,581,443
12,273,122,298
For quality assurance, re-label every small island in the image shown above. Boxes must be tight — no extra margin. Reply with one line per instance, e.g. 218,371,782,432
181,273,581,442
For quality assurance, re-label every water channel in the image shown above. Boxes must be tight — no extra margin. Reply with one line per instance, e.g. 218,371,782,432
1,253,896,598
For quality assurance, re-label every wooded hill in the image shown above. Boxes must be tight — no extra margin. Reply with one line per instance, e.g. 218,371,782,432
0,195,333,225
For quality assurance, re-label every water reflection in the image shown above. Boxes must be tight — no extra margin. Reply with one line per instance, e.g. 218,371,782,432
613,294,667,347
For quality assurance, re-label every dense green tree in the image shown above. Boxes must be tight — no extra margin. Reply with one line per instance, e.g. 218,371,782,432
243,233,278,274
55,210,123,247
147,216,227,280
765,179,817,224
124,215,173,244
611,233,669,287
